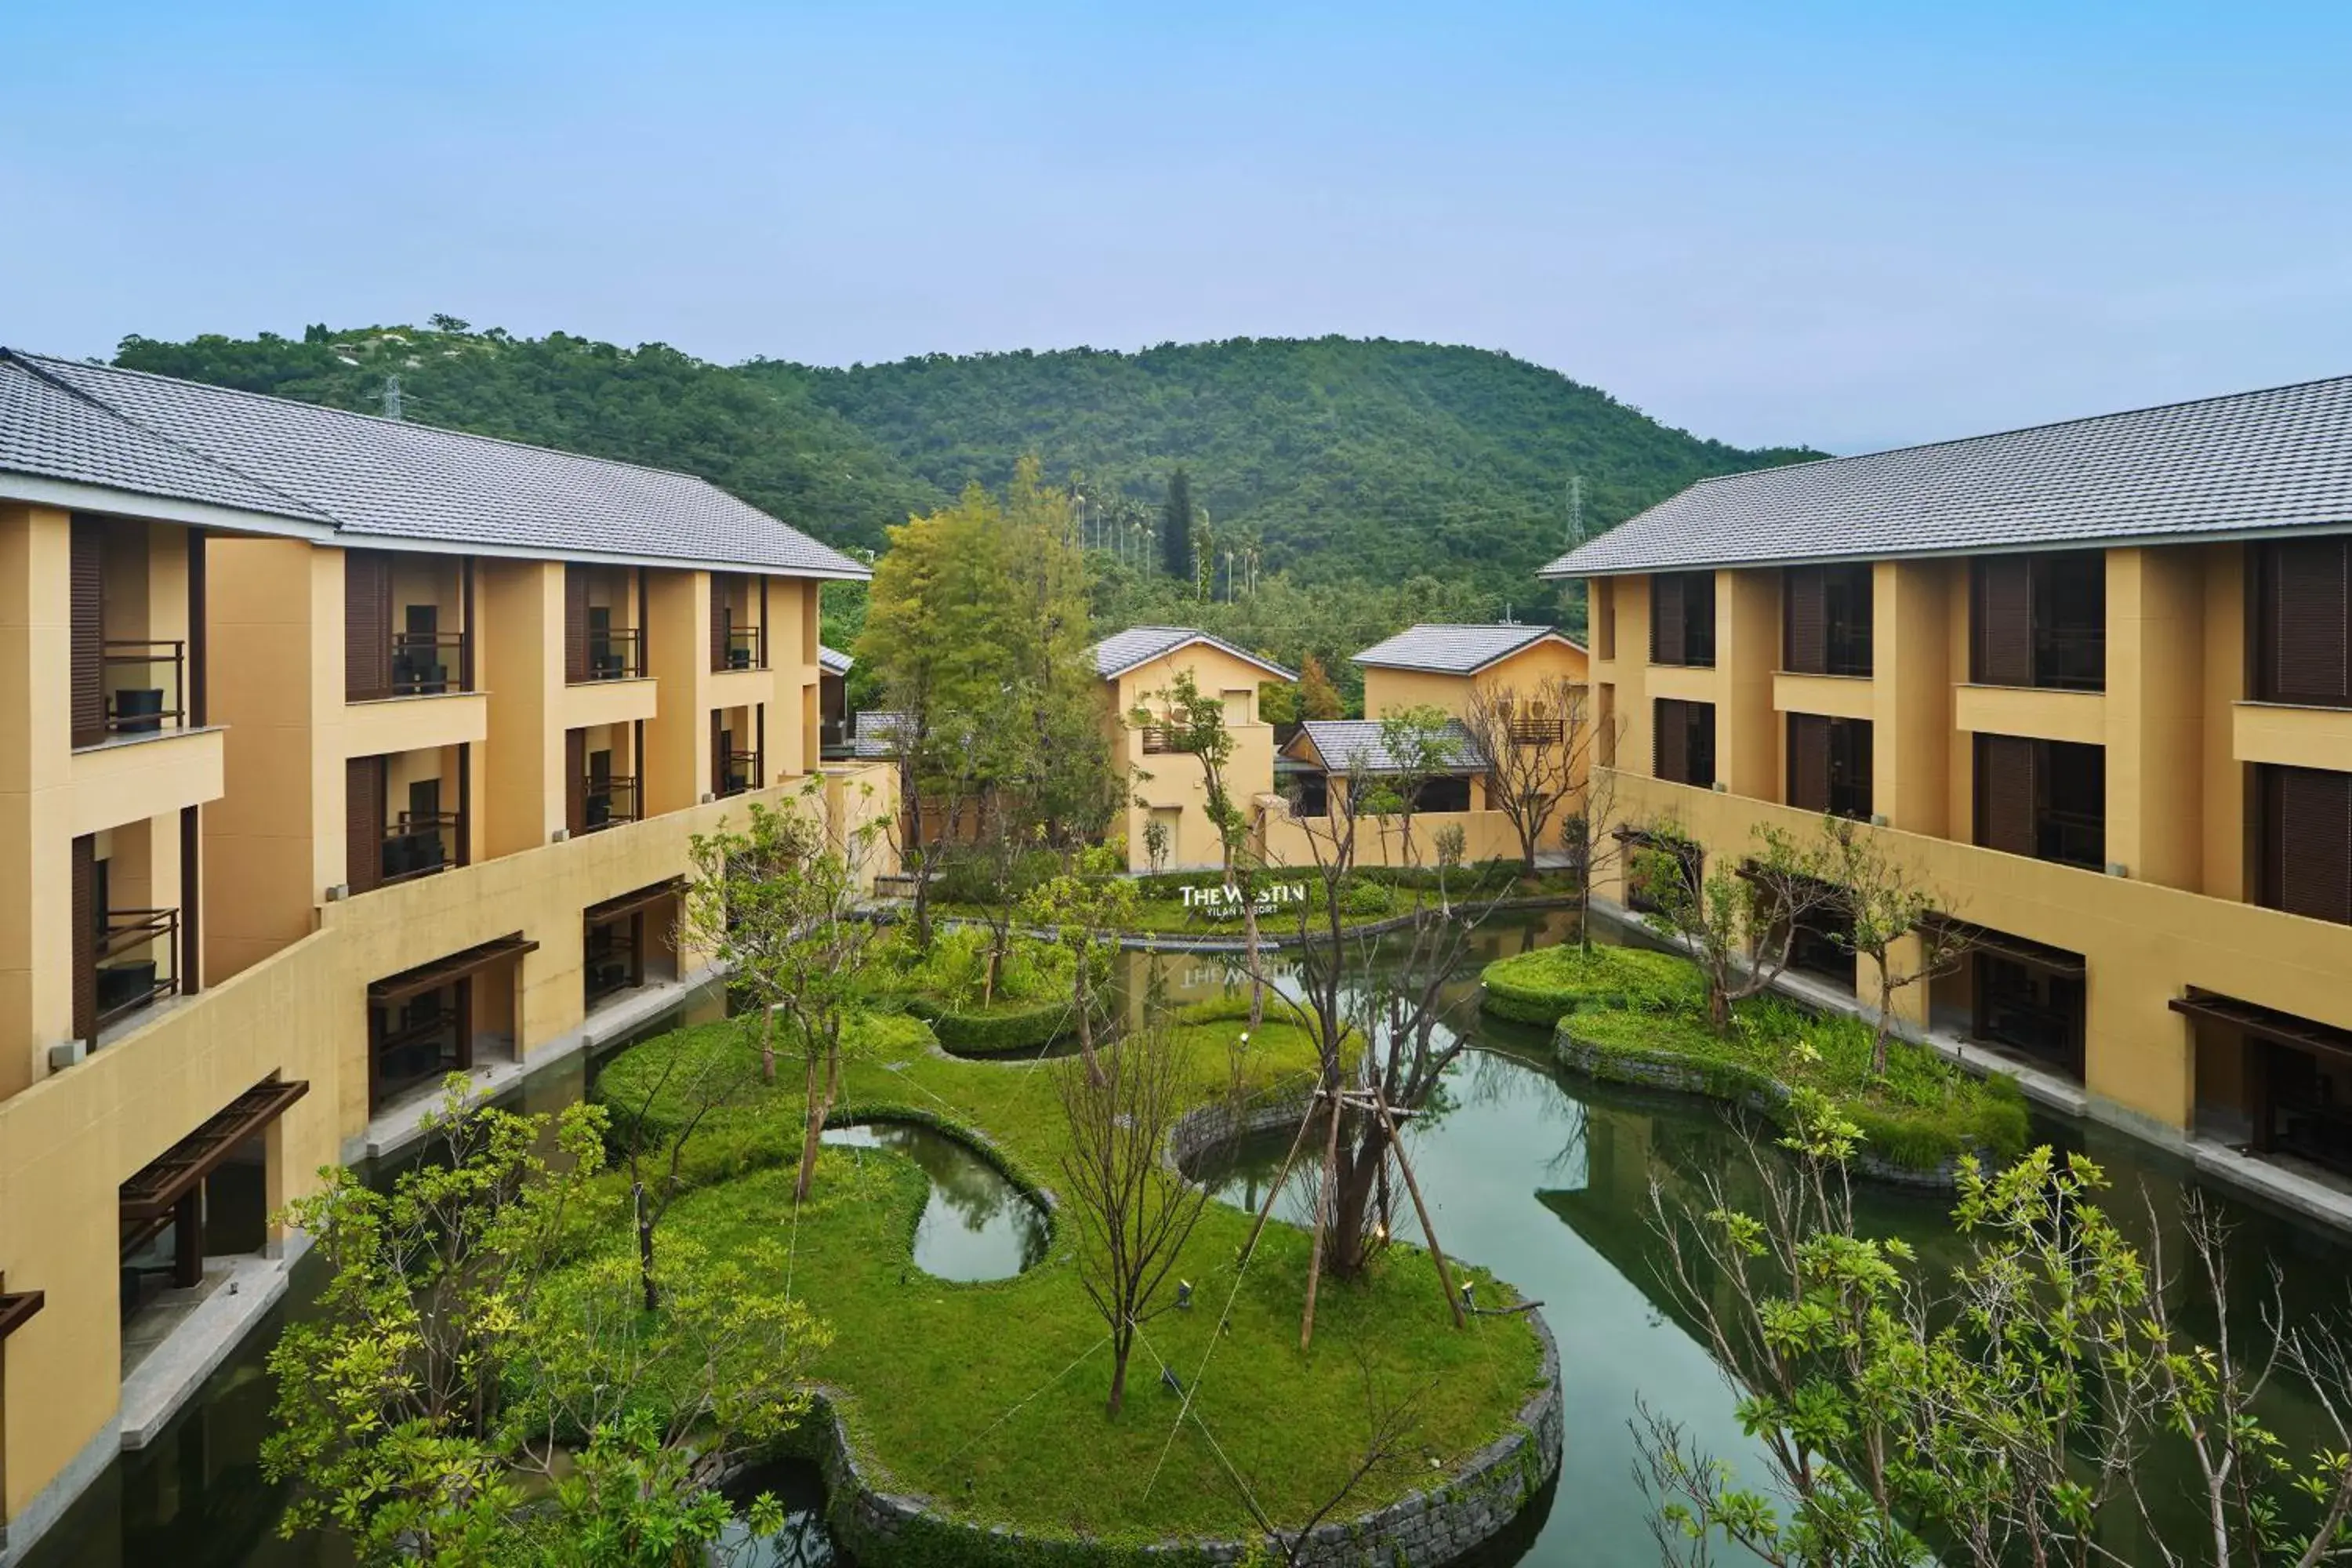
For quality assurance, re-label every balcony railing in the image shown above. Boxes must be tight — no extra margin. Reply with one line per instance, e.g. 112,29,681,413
96,906,179,1029
716,750,760,798
582,628,642,683
1139,726,1176,754
580,776,640,833
2034,628,2106,692
101,641,187,739
1506,718,1566,748
386,632,468,698
716,625,766,672
2037,808,2106,871
382,811,460,884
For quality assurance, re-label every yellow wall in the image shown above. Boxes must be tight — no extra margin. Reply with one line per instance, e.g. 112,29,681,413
1361,637,1590,720
1111,643,1281,872
1584,540,2352,1137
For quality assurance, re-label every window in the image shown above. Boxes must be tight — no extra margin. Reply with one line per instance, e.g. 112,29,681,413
1221,688,1253,727
1649,572,1717,667
2253,537,2351,708
1413,775,1472,813
1593,579,1617,661
2258,764,2352,926
1970,551,2105,691
1652,699,1716,787
1973,735,2104,869
1783,564,1874,677
1787,714,1873,820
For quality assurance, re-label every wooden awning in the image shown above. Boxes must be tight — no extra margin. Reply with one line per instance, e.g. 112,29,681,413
120,1076,309,1221
2172,993,2352,1065
1925,916,2086,978
586,878,684,925
0,1290,43,1341
367,934,538,1004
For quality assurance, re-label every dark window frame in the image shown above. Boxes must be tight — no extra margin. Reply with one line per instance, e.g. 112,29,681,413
1652,698,1717,788
1969,551,2107,692
1973,733,2106,870
1649,572,1718,669
1782,563,1875,678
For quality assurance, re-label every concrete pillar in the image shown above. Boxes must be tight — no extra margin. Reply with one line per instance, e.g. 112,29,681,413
1715,568,1779,800
481,560,564,857
2199,544,2249,901
643,568,713,815
2106,546,2206,891
0,505,77,1093
1872,560,1952,837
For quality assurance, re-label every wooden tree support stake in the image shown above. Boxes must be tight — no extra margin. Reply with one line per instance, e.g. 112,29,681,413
1371,1086,1467,1330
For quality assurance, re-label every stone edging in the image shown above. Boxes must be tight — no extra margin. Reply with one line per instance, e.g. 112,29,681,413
805,1088,1564,1566
1552,1026,1971,1190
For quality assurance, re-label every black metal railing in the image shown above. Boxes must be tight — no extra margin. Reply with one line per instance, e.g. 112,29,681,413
580,776,640,833
583,627,642,682
717,625,766,671
96,906,179,1029
1139,726,1176,754
1823,626,1874,678
715,751,760,798
1507,718,1565,747
387,632,470,698
584,926,641,1007
375,1005,463,1102
2036,808,2106,871
101,641,187,738
2034,627,2106,692
382,811,460,884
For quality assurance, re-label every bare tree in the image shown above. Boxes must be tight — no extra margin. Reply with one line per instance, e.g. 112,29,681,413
1054,1022,1212,1416
1632,822,1844,1033
1815,815,1973,1076
1461,673,1595,876
1232,1353,1435,1566
1556,718,1628,949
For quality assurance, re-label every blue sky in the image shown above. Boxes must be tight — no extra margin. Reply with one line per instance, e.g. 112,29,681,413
5,2,2349,453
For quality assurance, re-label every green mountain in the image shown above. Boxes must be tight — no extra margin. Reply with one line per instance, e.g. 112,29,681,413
111,324,938,554
107,325,1820,601
759,336,1822,593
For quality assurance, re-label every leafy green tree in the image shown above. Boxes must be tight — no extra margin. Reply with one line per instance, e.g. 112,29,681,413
1162,466,1197,583
263,1084,822,1567
1021,862,1136,1085
1296,653,1345,720
1139,667,1270,1025
1632,822,1844,1033
1813,815,1973,1078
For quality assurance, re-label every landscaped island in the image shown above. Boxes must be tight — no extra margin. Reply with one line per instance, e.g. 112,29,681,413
1481,942,2028,1184
587,1000,1559,1564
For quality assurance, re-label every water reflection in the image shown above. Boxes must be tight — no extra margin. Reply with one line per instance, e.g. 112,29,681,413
821,1121,1050,1282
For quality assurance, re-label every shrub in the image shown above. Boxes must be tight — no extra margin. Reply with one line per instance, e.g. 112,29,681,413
904,993,1087,1054
1479,943,1704,1026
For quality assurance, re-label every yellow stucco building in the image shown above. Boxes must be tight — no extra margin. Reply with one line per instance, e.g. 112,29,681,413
1353,622,1588,720
1541,374,2352,1195
0,350,891,1559
1094,626,1294,873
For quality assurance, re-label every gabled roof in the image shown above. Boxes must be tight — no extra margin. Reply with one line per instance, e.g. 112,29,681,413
1090,625,1296,682
848,710,904,760
1541,373,2352,579
818,644,853,676
1288,718,1486,775
0,350,868,579
1352,622,1584,675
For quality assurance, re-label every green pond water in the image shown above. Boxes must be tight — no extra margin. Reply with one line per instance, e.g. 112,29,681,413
23,912,2352,1567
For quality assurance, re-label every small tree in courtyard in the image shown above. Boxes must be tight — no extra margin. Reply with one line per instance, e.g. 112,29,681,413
1815,814,1973,1078
1055,1022,1211,1416
1632,822,1843,1034
1460,673,1597,876
1021,858,1135,1085
1142,668,1272,1026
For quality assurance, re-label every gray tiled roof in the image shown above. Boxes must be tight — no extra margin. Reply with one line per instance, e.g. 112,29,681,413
818,644,853,676
849,710,904,760
1541,374,2352,578
1290,718,1486,775
1352,622,1582,673
0,350,868,578
1090,625,1297,682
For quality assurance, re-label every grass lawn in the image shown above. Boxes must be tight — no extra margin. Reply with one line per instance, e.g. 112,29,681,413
1479,941,1705,1026
590,1001,1548,1551
1559,995,2030,1176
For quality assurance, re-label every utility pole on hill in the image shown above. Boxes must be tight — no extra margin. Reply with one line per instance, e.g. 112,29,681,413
1565,474,1583,548
382,375,403,421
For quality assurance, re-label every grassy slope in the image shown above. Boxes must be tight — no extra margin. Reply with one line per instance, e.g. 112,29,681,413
596,1005,1546,1548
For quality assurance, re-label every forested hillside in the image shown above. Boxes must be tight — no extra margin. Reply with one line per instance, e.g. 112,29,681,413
111,323,938,553
106,325,1820,619
760,337,1821,593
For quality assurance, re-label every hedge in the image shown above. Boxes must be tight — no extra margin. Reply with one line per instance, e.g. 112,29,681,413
1478,942,1705,1026
1558,1000,2031,1181
904,992,1092,1054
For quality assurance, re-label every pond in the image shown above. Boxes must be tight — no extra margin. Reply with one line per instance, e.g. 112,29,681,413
819,1120,1049,1282
24,916,2352,1568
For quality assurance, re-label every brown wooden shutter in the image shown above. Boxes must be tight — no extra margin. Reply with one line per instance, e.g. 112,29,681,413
711,711,726,792
565,729,587,837
2265,539,2351,706
710,574,728,672
346,756,386,895
71,834,96,1044
758,577,771,669
1788,714,1831,811
71,519,105,745
1652,575,1685,665
1975,734,2038,856
564,564,590,684
1974,557,2034,687
344,552,392,700
1784,568,1827,675
1653,699,1689,784
2267,765,2352,925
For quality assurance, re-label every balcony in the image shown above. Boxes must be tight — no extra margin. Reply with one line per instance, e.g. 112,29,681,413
582,627,642,682
93,640,187,742
715,750,760,799
380,811,460,886
717,624,766,673
96,906,180,1032
579,775,640,834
